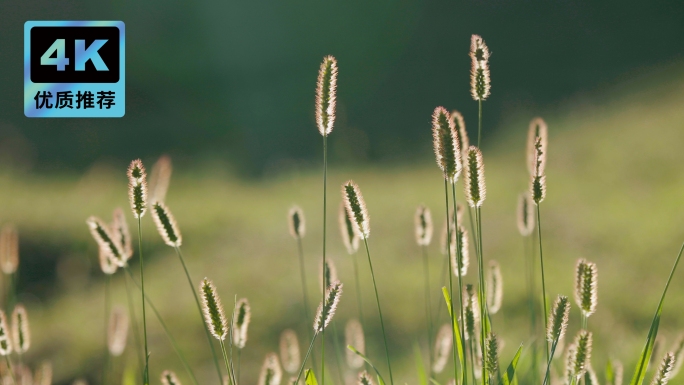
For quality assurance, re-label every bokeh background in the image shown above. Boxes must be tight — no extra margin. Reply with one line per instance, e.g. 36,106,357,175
1,0,684,384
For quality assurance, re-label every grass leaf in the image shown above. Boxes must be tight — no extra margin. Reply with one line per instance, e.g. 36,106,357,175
348,345,387,385
442,287,466,379
414,343,428,385
305,369,318,385
501,344,523,385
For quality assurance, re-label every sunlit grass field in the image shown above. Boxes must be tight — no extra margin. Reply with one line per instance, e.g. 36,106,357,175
2,65,684,384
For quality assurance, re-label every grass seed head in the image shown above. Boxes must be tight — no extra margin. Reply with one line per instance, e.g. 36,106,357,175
547,295,570,342
610,359,624,385
574,259,598,317
485,332,499,373
358,371,375,385
127,159,148,219
470,35,491,101
486,260,503,314
450,110,469,160
98,247,118,275
200,278,228,340
314,281,343,333
161,370,181,385
516,193,535,236
148,155,172,204
451,225,470,276
0,310,12,355
0,225,19,275
415,204,433,246
108,305,129,356
339,202,360,254
432,106,462,183
464,284,479,341
151,202,182,247
433,323,453,373
651,352,676,385
531,174,546,204
288,206,306,239
34,361,52,385
571,330,593,379
527,117,548,175
279,329,301,374
316,56,338,136
343,181,370,239
258,352,283,385
669,334,684,378
233,298,251,349
464,146,486,207
345,318,365,369
565,344,577,384
86,217,125,268
320,258,338,293
112,208,133,261
11,304,30,354
584,365,599,385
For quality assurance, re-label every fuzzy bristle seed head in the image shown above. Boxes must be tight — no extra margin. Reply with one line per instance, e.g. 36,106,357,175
450,110,469,159
258,352,283,385
464,146,486,207
98,247,118,275
486,260,503,314
0,225,19,274
516,193,535,236
112,208,133,261
531,174,546,204
339,202,360,254
107,305,128,356
669,334,684,378
161,370,181,385
526,117,548,175
345,319,365,369
571,330,592,379
433,323,453,373
288,206,306,239
565,344,577,384
610,359,624,385
470,35,491,101
343,181,370,239
651,352,676,385
584,365,599,385
34,361,52,385
485,332,499,373
358,371,375,385
200,278,228,340
233,297,251,349
320,258,338,293
464,284,479,341
148,155,172,204
314,281,343,332
151,202,182,247
10,304,29,354
451,225,470,277
547,295,570,342
87,217,125,268
415,204,433,246
127,159,148,219
316,56,338,136
279,329,301,374
0,310,12,355
432,106,462,183
574,259,598,317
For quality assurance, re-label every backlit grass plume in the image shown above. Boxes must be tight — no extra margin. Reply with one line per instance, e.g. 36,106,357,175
279,329,301,374
161,370,181,385
127,159,148,219
450,110,469,159
464,284,479,341
470,34,491,102
339,202,360,253
547,296,570,343
527,118,548,175
316,56,338,136
98,247,118,275
200,278,227,340
531,174,547,204
151,202,182,247
345,319,365,369
433,323,453,374
569,330,593,380
485,333,499,373
11,304,29,354
288,206,306,239
464,146,486,207
608,359,624,385
0,310,12,355
669,334,684,378
0,224,19,275
86,217,125,267
343,181,370,239
35,361,52,385
451,226,470,276
320,258,338,292
486,260,503,314
258,353,283,385
516,193,535,236
149,155,173,203
112,208,133,261
314,281,343,332
415,204,433,246
107,305,129,356
358,371,375,385
432,106,462,183
575,259,598,322
650,353,676,385
233,298,251,349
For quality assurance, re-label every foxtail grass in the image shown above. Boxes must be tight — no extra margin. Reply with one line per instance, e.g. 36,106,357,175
432,324,453,374
280,330,301,374
340,203,365,334
345,319,365,369
543,295,570,385
107,305,128,357
200,278,236,385
486,261,502,315
161,370,181,385
470,35,490,146
233,298,251,383
574,259,597,329
149,155,172,204
258,353,283,385
10,304,29,358
650,353,675,385
358,370,375,385
567,330,592,385
669,334,684,378
0,309,16,385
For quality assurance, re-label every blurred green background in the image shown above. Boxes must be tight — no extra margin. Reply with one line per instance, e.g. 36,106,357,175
1,1,684,384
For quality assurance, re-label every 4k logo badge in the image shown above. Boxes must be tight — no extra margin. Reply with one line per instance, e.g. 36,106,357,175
24,21,125,118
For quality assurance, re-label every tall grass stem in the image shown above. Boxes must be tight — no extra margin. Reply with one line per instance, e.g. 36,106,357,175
137,218,150,385
123,268,144,373
536,206,550,361
451,183,467,385
442,180,461,385
421,245,434,378
322,132,328,385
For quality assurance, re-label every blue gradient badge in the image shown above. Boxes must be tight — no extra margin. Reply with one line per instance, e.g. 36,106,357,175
24,21,125,118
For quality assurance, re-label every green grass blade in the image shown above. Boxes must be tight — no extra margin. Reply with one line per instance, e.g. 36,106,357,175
502,345,523,385
348,345,387,385
442,287,466,375
414,343,428,385
606,360,615,384
429,379,442,385
305,369,319,385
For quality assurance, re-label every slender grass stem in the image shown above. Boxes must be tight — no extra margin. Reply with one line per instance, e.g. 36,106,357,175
451,183,468,385
322,133,328,385
542,339,559,385
173,246,223,383
295,333,319,384
296,237,318,372
442,180,460,385
525,235,539,384
229,295,238,385
466,207,479,257
581,313,587,330
237,349,241,385
4,356,17,385
123,269,144,374
477,100,482,147
220,341,233,385
103,275,111,385
137,218,150,385
363,238,394,385
421,245,434,378
536,205,550,361
124,266,199,385
475,208,487,384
